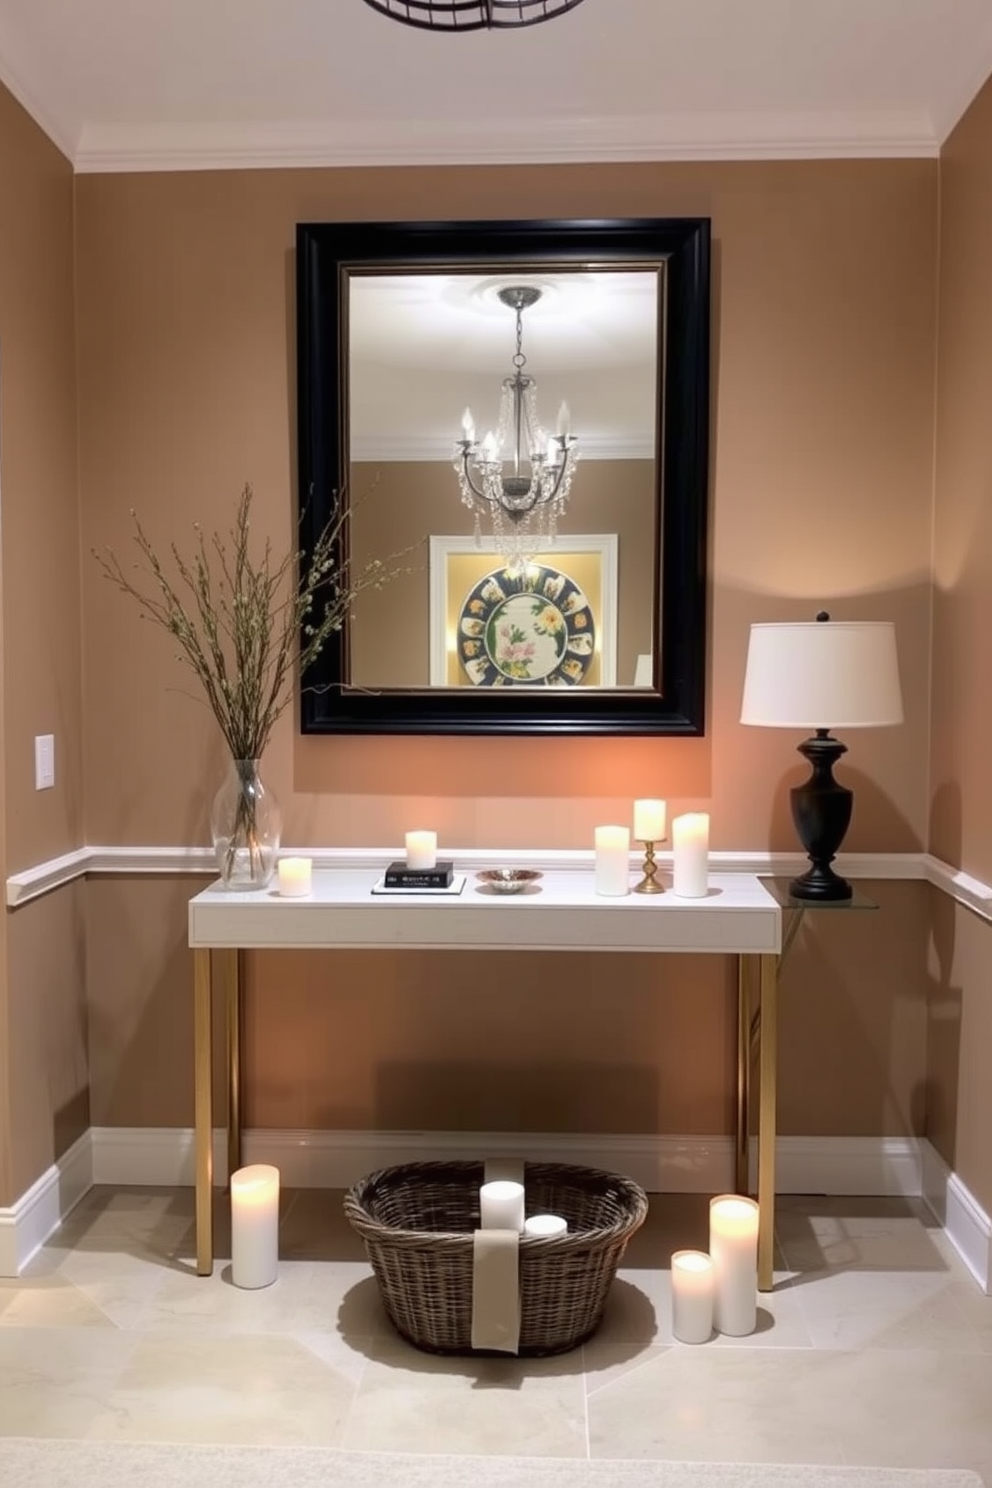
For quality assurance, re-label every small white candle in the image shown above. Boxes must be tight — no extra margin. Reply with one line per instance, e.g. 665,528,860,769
672,812,710,898
231,1163,280,1289
405,830,437,870
277,856,312,897
671,1249,715,1344
523,1213,567,1238
633,798,667,842
480,1180,525,1232
709,1194,759,1336
594,824,630,896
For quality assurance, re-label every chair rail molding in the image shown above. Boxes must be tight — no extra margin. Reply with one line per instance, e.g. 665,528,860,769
8,844,989,914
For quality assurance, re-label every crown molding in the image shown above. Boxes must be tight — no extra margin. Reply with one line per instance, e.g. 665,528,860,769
72,109,940,175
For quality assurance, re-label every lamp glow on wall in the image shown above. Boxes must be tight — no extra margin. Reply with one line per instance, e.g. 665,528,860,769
740,612,903,902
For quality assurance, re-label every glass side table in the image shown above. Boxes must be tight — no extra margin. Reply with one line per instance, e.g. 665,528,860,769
739,878,879,1289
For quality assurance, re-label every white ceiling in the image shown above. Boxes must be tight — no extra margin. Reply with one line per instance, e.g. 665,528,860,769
0,0,989,172
348,270,659,460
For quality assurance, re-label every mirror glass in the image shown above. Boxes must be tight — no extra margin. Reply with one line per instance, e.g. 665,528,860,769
348,267,659,692
296,218,710,736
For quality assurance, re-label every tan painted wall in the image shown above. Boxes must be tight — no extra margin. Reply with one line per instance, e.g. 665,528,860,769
72,160,936,1146
929,75,992,1213
76,161,936,854
0,85,83,1203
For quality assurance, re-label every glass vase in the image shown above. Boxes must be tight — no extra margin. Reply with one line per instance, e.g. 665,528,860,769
210,758,281,890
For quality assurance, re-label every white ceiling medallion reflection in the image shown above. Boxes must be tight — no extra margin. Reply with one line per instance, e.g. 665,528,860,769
453,285,579,575
360,0,587,31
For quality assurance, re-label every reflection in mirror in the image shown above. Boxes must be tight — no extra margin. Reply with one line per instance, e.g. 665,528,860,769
347,268,660,692
296,217,710,736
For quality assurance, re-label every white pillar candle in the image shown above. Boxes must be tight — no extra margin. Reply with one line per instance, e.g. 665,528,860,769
672,812,710,898
709,1194,759,1335
276,856,312,897
670,1249,715,1344
231,1163,280,1290
523,1213,567,1238
594,824,631,896
405,830,437,870
633,798,667,842
480,1179,525,1232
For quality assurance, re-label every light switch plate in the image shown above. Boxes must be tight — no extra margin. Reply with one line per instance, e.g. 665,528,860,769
34,734,54,790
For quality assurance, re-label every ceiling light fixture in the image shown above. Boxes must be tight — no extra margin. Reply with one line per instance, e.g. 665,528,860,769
453,285,578,574
361,0,587,31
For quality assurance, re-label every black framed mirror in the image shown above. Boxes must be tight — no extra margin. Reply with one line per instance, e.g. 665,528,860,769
296,216,710,735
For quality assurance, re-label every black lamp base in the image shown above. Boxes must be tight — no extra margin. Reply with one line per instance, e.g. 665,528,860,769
789,731,854,902
788,862,853,902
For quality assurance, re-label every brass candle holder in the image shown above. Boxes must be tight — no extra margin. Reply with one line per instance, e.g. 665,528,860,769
634,838,666,894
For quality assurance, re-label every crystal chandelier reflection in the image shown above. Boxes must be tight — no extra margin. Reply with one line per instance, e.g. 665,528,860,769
453,286,579,574
361,0,587,31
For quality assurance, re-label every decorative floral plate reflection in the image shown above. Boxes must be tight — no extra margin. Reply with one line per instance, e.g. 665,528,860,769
457,564,596,687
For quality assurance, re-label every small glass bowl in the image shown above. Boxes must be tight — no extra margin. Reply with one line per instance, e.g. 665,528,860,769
475,868,544,895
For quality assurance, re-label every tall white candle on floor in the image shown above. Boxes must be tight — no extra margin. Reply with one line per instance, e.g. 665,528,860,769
480,1180,525,1232
231,1163,280,1289
405,830,437,870
672,812,710,898
709,1194,759,1335
594,824,630,896
633,798,667,842
670,1249,715,1344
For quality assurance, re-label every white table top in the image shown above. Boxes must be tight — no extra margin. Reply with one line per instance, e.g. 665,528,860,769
188,869,781,954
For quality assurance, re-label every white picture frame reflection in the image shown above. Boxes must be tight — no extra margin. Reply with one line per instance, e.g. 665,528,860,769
429,534,618,689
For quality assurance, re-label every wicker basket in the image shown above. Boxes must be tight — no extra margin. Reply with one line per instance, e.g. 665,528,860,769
344,1159,648,1355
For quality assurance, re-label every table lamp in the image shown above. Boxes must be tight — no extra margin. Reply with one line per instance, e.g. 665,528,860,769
740,612,903,901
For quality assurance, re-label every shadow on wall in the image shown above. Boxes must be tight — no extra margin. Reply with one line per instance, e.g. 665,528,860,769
775,880,930,1142
370,1061,662,1136
923,779,963,1175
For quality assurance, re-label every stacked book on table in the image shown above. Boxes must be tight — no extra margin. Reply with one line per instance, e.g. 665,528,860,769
371,860,466,895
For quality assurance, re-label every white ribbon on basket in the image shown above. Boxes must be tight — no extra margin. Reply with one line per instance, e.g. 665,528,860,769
470,1228,521,1353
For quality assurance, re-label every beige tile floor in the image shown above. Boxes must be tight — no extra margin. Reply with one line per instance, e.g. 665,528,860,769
0,1187,989,1480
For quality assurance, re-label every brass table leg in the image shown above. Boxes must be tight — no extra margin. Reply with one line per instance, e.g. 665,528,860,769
756,951,778,1292
224,950,242,1184
194,948,214,1276
736,954,753,1194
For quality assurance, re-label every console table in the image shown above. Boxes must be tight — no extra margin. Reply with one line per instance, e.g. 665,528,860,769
188,869,783,1287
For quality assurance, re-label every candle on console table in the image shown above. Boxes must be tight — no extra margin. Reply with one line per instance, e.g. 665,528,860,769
480,1180,525,1232
231,1163,280,1289
405,830,437,870
709,1194,759,1336
672,812,710,898
633,798,667,843
670,1249,715,1344
276,856,312,897
594,825,631,896
523,1213,567,1238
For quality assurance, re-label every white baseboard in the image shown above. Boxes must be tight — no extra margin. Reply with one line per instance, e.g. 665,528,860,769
767,1135,924,1198
9,1128,989,1293
90,1125,922,1201
91,1126,736,1194
0,1131,92,1277
921,1139,992,1294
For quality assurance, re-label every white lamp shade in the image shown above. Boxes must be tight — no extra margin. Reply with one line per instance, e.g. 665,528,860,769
740,620,903,729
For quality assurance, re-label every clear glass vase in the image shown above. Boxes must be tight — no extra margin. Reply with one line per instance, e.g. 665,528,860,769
210,758,281,890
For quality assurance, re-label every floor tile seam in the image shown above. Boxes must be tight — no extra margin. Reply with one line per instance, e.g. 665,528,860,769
579,1345,592,1459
